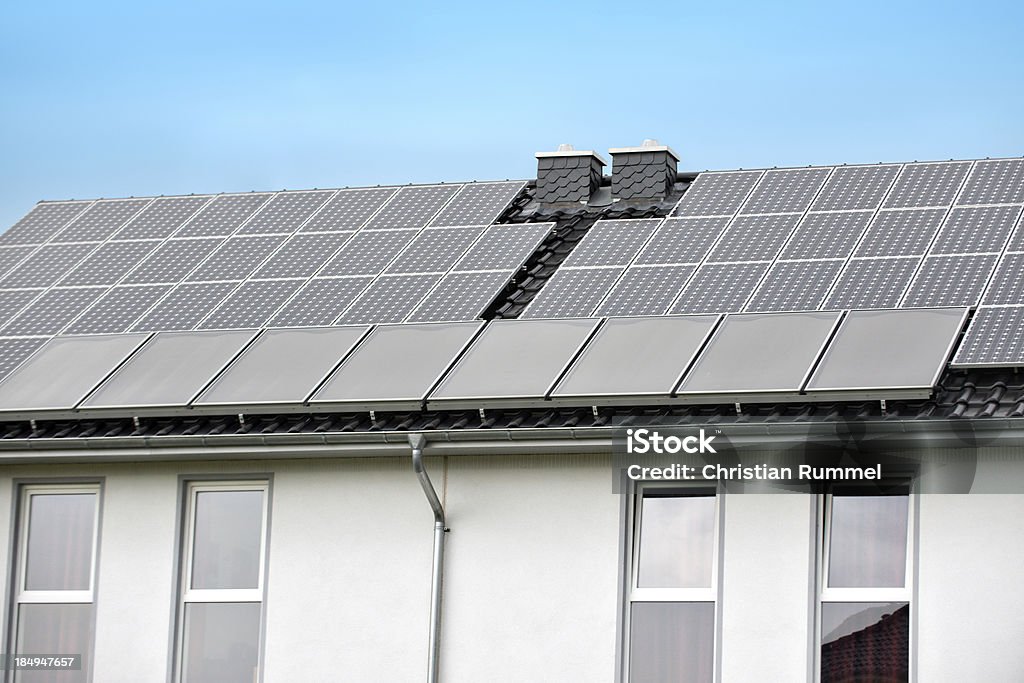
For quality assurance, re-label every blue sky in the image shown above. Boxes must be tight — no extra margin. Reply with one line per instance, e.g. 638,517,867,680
2,0,1021,228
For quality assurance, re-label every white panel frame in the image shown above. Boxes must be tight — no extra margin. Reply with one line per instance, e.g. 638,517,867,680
175,481,270,683
816,490,915,681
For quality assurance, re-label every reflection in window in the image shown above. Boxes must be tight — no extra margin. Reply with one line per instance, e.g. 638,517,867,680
821,491,911,682
628,488,717,683
821,603,909,682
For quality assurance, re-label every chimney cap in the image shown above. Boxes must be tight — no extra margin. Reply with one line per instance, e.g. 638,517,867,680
608,139,680,162
535,144,608,165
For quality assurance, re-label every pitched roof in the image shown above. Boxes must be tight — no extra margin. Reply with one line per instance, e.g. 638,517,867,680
0,155,1022,444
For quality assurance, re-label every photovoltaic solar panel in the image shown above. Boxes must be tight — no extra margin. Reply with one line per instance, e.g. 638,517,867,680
981,252,1024,305
112,196,211,240
672,171,762,217
335,274,440,325
823,257,920,310
122,238,224,284
186,235,286,282
900,254,998,308
561,219,661,268
595,265,695,317
669,262,770,314
385,227,484,274
0,247,34,279
198,279,305,330
362,185,460,230
0,290,41,328
957,158,1024,206
929,205,1022,255
0,338,47,381
51,199,151,242
0,202,90,245
1,287,105,336
521,268,624,319
779,212,873,260
853,209,946,257
299,187,397,233
739,167,830,215
634,217,730,265
883,162,971,208
130,282,236,332
429,181,524,227
745,260,844,312
253,232,353,279
953,306,1024,367
319,230,417,277
175,193,273,238
0,243,98,288
57,241,160,286
267,277,371,328
810,165,900,211
453,223,553,271
64,285,171,335
1002,217,1024,252
236,190,334,235
706,214,801,262
406,271,511,323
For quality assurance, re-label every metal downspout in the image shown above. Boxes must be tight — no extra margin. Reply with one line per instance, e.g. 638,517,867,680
410,433,447,683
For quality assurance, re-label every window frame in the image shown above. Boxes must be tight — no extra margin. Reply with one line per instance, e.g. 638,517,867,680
622,482,723,682
174,480,270,683
7,482,102,683
816,487,915,681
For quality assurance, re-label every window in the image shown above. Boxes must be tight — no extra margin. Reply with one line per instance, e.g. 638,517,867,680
819,489,912,683
176,482,268,683
624,486,719,683
9,484,100,683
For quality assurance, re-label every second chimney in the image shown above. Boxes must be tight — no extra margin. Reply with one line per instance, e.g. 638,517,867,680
535,144,607,204
609,139,680,201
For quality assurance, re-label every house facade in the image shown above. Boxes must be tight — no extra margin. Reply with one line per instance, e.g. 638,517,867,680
0,144,1021,682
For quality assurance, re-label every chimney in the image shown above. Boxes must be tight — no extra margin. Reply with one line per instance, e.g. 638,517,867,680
535,144,608,204
609,139,680,201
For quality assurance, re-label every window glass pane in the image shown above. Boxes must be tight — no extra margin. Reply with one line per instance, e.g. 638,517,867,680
629,602,714,683
182,603,260,683
637,495,715,588
191,490,264,590
15,603,93,683
821,602,909,683
25,494,96,591
828,495,908,588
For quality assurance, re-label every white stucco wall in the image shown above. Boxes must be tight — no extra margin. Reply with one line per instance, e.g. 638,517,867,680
720,494,815,682
440,453,621,683
0,449,1019,682
918,491,1024,680
260,457,431,683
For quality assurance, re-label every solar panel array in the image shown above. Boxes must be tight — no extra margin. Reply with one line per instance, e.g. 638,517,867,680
0,309,967,418
3,154,1024,389
523,160,1024,338
0,181,534,379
